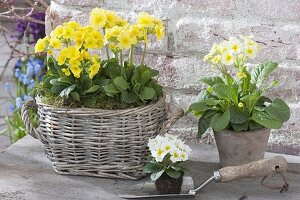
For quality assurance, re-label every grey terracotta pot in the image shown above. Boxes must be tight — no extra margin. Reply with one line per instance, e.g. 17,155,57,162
214,128,271,167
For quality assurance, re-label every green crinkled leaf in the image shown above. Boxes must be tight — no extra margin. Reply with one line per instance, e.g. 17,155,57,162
189,102,211,113
249,120,265,131
121,91,138,104
252,110,283,129
139,87,155,100
51,85,66,94
141,70,152,83
197,110,218,138
59,84,77,99
58,77,73,84
212,84,238,104
205,99,221,106
251,61,278,88
166,169,182,179
81,75,93,91
113,76,129,91
104,83,119,94
201,76,225,86
70,92,80,101
241,92,260,113
83,85,100,95
229,105,250,124
210,109,230,131
265,98,290,122
231,122,249,132
150,169,165,181
143,162,162,173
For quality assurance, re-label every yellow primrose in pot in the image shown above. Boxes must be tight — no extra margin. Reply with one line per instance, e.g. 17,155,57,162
26,8,167,180
189,36,290,167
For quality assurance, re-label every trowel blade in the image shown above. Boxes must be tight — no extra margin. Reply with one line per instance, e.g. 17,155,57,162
119,193,195,199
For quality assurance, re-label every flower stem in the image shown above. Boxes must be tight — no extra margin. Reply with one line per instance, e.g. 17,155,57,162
120,50,123,67
129,45,134,68
103,28,110,59
141,42,147,66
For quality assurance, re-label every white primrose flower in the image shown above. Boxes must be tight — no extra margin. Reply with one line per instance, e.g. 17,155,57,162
180,151,189,161
153,146,167,162
161,140,175,154
227,36,243,54
221,52,234,66
244,44,258,59
264,102,272,107
170,149,182,163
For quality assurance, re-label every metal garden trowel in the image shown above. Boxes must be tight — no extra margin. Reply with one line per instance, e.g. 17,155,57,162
119,156,288,199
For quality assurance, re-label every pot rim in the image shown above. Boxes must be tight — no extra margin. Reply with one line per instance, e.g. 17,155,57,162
35,94,165,112
214,127,271,135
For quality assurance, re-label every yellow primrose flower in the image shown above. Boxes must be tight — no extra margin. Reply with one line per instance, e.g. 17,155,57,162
117,30,136,49
221,52,234,66
109,42,118,52
47,49,53,55
210,43,220,54
65,21,80,29
84,37,96,49
104,10,119,27
236,71,247,79
49,37,62,49
211,55,221,64
69,59,80,68
91,54,100,64
65,47,80,59
35,38,46,53
81,50,91,60
105,26,122,41
89,7,106,28
70,65,82,78
74,38,84,49
62,68,71,76
50,25,64,38
238,102,244,108
203,53,214,62
89,63,100,79
155,22,165,40
91,30,102,40
137,11,155,28
129,25,143,39
56,53,67,66
63,25,74,39
73,30,85,40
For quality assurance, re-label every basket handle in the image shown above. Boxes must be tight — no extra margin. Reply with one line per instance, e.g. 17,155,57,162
21,100,47,144
160,108,185,134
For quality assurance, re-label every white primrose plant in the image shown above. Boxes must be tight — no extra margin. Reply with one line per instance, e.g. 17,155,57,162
143,134,192,181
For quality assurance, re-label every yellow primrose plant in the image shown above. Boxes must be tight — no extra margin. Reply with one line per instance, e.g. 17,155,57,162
189,36,290,137
34,8,165,108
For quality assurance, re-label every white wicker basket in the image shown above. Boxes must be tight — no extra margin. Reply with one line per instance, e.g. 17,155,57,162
21,96,172,180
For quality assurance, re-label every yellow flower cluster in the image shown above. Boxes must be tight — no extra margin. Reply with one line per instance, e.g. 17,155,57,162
35,21,103,79
204,36,259,66
203,36,259,79
34,8,165,79
89,7,165,52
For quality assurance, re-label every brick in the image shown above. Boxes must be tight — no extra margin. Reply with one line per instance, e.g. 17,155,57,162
173,17,300,62
235,0,300,22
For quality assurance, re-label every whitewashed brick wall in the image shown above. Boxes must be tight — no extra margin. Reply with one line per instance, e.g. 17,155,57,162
46,0,300,155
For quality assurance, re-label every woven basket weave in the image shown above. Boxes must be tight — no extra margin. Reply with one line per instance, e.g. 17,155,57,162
21,96,169,180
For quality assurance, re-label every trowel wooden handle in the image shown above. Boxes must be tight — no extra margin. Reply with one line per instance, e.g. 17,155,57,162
219,156,288,182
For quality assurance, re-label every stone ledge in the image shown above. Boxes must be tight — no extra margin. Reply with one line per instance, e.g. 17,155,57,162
0,136,300,200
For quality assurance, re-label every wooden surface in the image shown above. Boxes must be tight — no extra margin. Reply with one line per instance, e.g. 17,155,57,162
0,136,300,200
